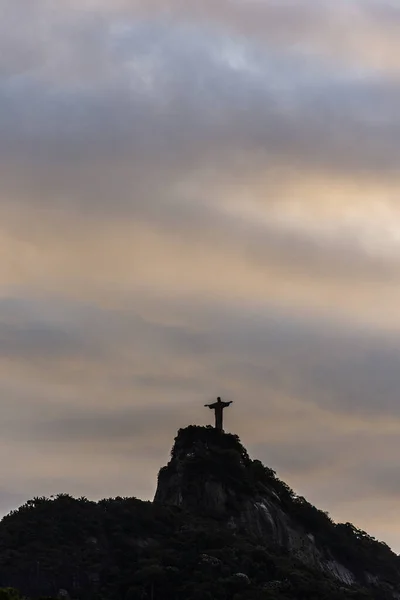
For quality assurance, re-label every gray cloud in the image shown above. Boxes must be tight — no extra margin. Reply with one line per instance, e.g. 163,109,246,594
0,301,98,361
0,4,399,292
1,14,400,175
2,294,400,423
0,7,399,297
35,405,183,442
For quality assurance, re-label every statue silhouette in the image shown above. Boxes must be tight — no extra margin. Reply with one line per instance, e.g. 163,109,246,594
204,397,233,431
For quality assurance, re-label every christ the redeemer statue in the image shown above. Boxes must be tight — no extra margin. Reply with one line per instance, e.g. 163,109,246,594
204,397,233,431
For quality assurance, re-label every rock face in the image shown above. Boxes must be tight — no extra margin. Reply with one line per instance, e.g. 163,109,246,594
154,426,398,591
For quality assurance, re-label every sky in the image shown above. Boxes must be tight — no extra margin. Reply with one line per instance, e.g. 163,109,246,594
2,0,400,550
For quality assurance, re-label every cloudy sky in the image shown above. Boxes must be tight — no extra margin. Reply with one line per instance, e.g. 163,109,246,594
2,0,400,550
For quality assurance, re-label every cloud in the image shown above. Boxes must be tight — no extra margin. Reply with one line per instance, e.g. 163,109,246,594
1,2,400,293
5,0,400,77
1,2,400,173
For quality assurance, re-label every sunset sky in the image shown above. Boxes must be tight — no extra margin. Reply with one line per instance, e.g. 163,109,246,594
2,0,400,550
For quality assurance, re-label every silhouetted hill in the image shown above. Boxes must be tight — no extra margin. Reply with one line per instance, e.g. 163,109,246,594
0,426,398,600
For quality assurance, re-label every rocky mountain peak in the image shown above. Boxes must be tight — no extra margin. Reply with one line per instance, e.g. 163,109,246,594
154,426,400,594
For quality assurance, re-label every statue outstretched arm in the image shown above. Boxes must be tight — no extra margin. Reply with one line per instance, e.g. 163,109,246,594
205,401,219,409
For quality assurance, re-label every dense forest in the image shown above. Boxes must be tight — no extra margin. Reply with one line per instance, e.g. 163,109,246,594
0,426,398,600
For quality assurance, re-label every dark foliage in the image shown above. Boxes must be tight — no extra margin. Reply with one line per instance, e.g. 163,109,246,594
0,427,398,600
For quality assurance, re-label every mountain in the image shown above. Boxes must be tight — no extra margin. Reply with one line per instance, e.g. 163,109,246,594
156,426,400,595
0,425,399,600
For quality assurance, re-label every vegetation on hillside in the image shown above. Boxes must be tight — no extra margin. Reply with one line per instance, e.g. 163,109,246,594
160,427,400,585
0,494,388,600
0,426,397,600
